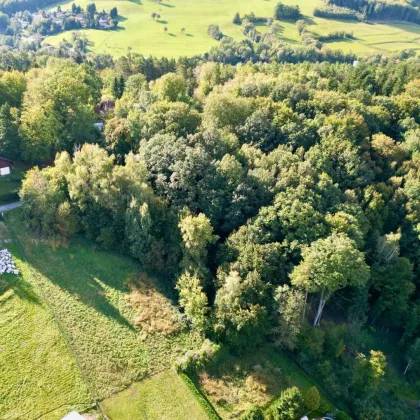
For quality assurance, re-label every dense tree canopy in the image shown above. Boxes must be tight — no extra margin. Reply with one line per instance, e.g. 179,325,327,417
10,50,420,419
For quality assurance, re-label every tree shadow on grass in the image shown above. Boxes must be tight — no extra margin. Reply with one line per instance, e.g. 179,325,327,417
168,33,176,36
161,2,175,7
157,19,168,24
0,275,41,305
186,33,193,37
25,238,137,331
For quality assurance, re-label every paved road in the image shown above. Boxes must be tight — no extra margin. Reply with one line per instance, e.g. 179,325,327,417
0,202,22,212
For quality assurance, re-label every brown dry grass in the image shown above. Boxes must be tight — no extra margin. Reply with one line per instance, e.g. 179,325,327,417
128,273,185,336
199,360,284,417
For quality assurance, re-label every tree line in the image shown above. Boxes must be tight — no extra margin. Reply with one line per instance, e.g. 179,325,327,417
325,0,420,24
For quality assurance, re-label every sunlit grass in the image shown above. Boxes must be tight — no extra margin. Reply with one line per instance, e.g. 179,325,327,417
101,369,210,419
2,210,202,416
0,221,92,419
43,0,420,57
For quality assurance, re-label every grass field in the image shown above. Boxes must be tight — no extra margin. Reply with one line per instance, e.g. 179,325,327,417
1,209,203,419
101,370,210,419
43,0,420,58
0,221,93,419
0,164,27,205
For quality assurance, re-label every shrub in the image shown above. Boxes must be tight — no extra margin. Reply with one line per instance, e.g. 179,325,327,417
240,405,264,420
207,24,224,40
174,339,220,373
267,386,305,420
303,386,320,412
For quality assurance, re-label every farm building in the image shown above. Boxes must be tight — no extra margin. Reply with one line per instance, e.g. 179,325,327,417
0,156,13,176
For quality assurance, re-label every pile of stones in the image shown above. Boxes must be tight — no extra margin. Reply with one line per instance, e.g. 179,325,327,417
0,249,19,275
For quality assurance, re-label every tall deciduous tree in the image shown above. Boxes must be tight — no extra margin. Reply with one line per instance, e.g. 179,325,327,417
0,104,21,160
178,212,217,278
272,285,305,350
291,233,370,326
176,272,208,331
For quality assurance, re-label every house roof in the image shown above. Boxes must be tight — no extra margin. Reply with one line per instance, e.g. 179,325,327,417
0,156,13,163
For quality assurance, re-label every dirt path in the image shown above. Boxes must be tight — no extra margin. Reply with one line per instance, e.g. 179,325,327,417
0,202,22,212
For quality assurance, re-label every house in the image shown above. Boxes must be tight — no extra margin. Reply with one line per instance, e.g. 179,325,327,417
96,99,115,115
0,156,13,176
99,18,110,28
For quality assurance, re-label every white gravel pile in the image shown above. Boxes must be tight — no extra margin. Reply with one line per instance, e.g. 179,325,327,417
0,249,19,275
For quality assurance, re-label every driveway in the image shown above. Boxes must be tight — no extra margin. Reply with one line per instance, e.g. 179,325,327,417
0,202,22,212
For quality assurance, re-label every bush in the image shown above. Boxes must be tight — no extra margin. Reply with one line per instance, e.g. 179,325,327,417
240,406,264,420
207,24,224,40
303,386,320,412
267,386,306,420
233,12,241,24
174,339,220,373
318,30,354,42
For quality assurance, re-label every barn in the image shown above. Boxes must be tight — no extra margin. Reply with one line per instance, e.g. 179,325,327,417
0,156,13,176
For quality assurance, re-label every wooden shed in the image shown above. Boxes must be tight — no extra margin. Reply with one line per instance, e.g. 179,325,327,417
0,156,13,176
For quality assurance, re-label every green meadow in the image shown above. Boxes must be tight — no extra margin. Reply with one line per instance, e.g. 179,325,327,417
0,210,203,418
43,0,420,58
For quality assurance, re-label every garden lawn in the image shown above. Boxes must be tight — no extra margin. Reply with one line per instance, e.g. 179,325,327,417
0,164,27,205
44,0,420,57
101,369,210,419
3,210,202,407
0,221,93,419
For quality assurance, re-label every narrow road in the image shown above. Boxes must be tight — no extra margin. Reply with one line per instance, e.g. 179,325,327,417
0,202,22,212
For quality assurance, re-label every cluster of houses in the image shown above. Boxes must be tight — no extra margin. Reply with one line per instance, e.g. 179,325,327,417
9,7,114,39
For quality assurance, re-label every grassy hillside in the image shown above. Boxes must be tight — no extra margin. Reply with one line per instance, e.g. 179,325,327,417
44,0,420,57
1,210,203,418
101,370,210,419
0,221,93,419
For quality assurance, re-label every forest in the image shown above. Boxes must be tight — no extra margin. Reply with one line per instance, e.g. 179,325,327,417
1,44,420,419
324,0,420,24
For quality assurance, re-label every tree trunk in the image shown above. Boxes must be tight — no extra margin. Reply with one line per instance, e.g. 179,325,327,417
404,358,412,375
404,339,419,375
302,292,308,321
313,290,329,327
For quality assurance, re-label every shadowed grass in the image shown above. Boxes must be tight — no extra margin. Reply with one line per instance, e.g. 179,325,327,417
3,209,202,409
0,221,93,419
